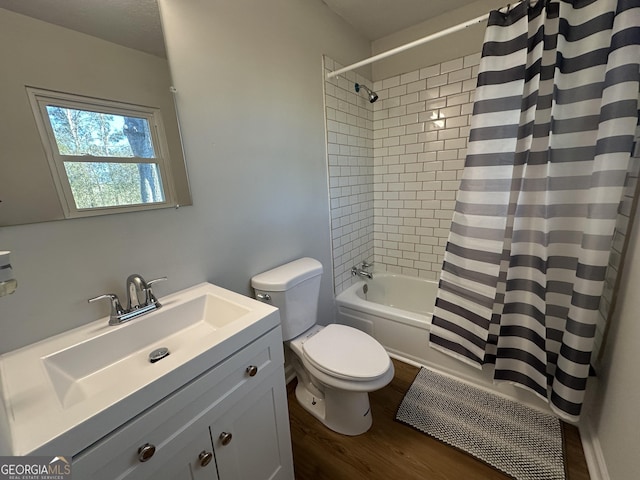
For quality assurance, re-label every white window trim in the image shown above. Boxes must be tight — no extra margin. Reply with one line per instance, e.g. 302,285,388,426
26,87,176,219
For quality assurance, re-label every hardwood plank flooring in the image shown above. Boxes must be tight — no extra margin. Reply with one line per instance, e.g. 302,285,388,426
288,359,590,480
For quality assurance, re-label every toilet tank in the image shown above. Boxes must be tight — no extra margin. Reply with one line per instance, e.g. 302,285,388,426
251,258,323,341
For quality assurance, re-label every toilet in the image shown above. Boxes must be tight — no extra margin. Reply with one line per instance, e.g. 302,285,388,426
251,257,394,435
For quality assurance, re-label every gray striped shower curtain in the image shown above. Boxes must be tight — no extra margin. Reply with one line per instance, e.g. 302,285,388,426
430,0,639,421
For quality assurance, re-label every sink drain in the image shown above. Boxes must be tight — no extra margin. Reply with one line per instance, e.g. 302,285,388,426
149,347,170,363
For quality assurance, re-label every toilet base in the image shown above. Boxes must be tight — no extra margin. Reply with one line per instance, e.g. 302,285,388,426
295,382,372,436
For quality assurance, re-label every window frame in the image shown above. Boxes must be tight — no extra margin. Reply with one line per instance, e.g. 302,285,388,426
27,87,176,218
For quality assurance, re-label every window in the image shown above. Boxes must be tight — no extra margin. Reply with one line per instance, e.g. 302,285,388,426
27,87,175,218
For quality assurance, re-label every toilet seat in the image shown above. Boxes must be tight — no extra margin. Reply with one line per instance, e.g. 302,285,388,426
302,324,390,381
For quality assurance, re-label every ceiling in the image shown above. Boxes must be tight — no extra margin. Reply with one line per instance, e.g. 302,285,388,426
0,0,165,57
322,0,481,40
0,0,480,57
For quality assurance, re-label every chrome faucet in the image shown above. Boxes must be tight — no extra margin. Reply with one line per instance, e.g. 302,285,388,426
351,261,373,279
89,274,167,326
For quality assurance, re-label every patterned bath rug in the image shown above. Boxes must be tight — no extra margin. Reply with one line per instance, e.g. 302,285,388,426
396,368,566,480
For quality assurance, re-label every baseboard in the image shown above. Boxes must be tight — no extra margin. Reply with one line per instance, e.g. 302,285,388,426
579,418,610,480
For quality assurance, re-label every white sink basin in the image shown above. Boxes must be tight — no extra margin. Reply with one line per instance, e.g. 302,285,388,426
0,283,280,456
43,293,250,408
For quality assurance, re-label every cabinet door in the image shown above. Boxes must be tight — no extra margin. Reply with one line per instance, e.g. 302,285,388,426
133,429,219,480
211,370,294,480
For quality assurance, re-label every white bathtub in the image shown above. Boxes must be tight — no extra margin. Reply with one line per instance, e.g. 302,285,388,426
335,273,551,412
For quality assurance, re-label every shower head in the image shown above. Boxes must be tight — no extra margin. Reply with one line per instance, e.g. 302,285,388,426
355,83,378,103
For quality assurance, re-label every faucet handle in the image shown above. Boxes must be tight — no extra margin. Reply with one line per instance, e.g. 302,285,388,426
361,261,373,269
147,277,167,287
88,293,126,324
145,277,167,306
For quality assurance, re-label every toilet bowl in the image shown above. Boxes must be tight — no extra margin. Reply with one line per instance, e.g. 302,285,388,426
288,323,394,435
251,257,394,435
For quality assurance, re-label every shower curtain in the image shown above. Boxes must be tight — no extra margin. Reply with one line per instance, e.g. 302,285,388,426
430,0,640,421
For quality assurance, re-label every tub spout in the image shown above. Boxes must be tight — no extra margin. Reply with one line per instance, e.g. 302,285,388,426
351,265,373,279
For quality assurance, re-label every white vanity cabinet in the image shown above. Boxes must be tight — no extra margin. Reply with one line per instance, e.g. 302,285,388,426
71,326,294,480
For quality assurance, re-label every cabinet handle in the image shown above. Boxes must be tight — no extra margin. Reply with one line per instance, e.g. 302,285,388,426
246,365,258,377
219,431,233,446
198,450,213,467
137,443,156,462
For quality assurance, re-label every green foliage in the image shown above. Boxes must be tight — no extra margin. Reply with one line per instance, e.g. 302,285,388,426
46,106,133,157
46,106,165,209
64,162,152,209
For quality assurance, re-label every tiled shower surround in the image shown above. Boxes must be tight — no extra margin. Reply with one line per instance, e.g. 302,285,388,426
324,53,481,293
371,54,481,280
323,56,375,294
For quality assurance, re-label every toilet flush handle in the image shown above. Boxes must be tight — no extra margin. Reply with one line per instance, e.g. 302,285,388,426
256,293,271,302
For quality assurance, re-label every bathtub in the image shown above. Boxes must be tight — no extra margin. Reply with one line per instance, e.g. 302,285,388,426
335,272,551,412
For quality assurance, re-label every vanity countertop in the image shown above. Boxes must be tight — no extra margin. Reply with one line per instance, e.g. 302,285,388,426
0,282,279,456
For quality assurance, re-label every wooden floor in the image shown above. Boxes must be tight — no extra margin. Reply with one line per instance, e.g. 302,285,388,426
288,359,590,480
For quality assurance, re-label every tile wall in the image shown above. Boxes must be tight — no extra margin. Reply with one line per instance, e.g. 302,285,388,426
323,56,375,294
371,54,481,278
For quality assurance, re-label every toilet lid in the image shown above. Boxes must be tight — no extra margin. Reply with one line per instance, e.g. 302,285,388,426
302,324,390,381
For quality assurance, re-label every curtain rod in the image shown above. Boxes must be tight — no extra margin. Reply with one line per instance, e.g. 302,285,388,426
326,12,490,79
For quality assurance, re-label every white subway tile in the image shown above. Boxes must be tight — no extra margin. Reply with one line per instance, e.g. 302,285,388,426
400,134,418,145
383,136,400,147
383,117,401,128
400,70,421,84
441,58,463,73
449,67,472,83
418,131,438,143
437,149,459,161
388,145,406,155
388,125,407,137
440,82,463,97
389,105,407,117
418,152,438,164
440,105,462,117
444,138,466,150
425,98,447,110
420,64,440,79
437,128,460,140
401,92,420,105
401,113,420,125
436,170,457,181
417,171,436,182
407,79,427,93
425,140,445,152
406,122,426,134
427,74,448,89
462,79,477,92
407,102,426,115
389,84,407,98
382,75,401,89
447,92,470,107
464,52,482,68
405,143,425,154
382,96,401,109
446,115,469,128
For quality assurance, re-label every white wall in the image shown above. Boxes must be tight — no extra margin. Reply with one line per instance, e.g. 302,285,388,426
0,0,371,354
586,200,640,480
